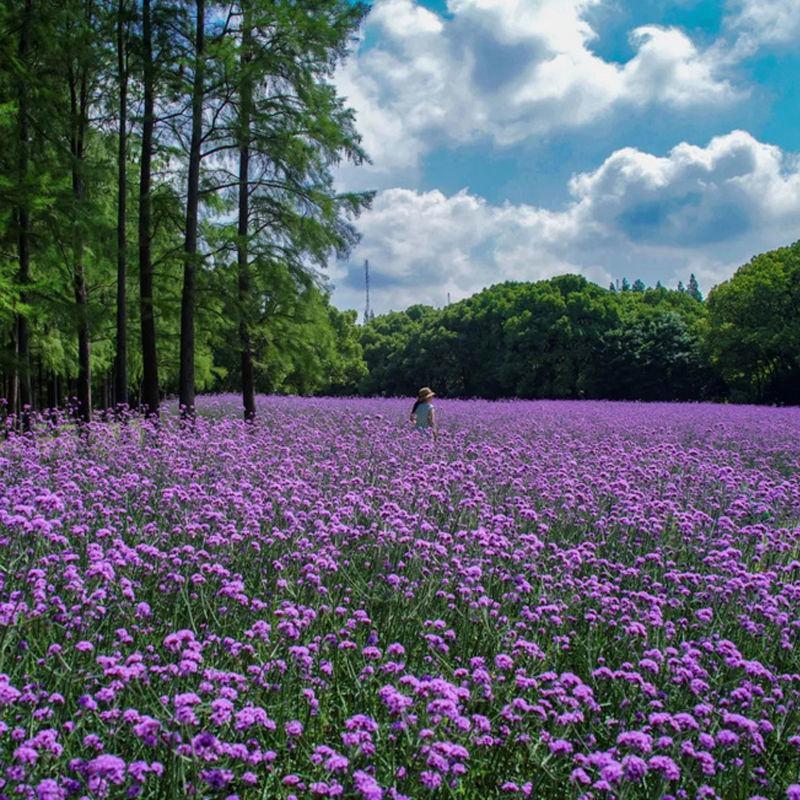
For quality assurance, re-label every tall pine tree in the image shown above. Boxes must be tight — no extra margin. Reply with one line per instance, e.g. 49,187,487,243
178,0,206,420
687,273,702,301
138,0,159,417
114,0,132,407
221,0,372,420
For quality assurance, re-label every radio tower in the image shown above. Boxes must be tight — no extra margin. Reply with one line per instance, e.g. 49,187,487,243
364,259,371,324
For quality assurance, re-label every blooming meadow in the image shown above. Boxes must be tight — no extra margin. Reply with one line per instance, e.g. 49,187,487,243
2,396,800,800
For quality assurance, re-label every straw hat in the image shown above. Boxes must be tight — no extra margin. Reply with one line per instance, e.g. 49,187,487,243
417,387,436,401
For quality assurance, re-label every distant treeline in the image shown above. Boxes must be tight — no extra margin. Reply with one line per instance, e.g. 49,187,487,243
359,241,800,405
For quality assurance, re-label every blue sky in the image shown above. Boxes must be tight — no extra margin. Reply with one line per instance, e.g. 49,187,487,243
330,0,800,315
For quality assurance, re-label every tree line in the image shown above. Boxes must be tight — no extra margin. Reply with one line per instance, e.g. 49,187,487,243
359,242,800,406
0,0,370,426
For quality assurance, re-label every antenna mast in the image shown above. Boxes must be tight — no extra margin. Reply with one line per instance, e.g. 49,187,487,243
364,259,371,323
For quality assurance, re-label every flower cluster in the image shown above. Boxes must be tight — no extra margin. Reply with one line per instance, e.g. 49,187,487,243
1,395,799,799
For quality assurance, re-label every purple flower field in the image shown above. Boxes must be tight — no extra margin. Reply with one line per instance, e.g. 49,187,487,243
2,396,800,800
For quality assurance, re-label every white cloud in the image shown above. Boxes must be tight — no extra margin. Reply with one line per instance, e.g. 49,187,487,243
336,0,741,183
725,0,800,49
333,131,800,314
329,186,604,313
569,130,800,243
622,26,737,108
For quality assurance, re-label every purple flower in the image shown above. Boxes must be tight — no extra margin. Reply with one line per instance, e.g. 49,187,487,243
36,780,66,800
616,731,653,753
494,654,513,670
420,771,442,789
87,754,127,784
353,770,383,800
200,769,233,789
649,755,681,781
548,739,573,755
622,755,648,781
285,720,304,737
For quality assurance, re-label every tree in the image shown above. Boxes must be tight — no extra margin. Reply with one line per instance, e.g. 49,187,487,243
632,278,646,292
53,0,111,423
0,0,371,415
706,242,800,403
359,276,720,402
114,0,132,407
237,0,255,420
137,0,159,416
359,307,436,396
324,307,367,393
687,273,702,301
218,0,372,420
600,301,711,401
178,0,206,420
205,259,366,396
14,0,34,426
503,276,619,398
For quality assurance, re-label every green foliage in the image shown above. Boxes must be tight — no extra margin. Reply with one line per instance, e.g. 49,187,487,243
358,305,438,395
0,0,370,408
358,249,798,405
360,275,714,402
600,305,712,401
706,241,800,404
204,256,365,396
687,273,703,301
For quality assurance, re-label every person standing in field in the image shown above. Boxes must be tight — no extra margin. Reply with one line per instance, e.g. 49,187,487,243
410,387,438,440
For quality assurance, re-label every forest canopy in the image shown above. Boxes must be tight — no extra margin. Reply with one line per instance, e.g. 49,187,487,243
0,0,371,423
359,242,800,406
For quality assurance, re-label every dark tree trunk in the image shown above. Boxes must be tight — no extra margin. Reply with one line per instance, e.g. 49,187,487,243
138,0,159,417
69,66,91,424
47,371,58,410
238,7,255,422
114,0,129,406
179,0,205,421
9,330,19,419
15,0,33,430
37,356,43,411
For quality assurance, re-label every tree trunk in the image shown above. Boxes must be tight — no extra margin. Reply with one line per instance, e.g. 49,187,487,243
238,6,255,422
15,0,33,431
138,0,159,417
9,330,19,420
70,66,92,424
114,0,129,407
47,371,58,410
179,0,205,421
37,356,43,411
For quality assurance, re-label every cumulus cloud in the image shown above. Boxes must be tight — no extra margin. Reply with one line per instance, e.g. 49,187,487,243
725,0,800,49
335,0,740,183
332,131,800,314
330,187,602,312
569,130,800,243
